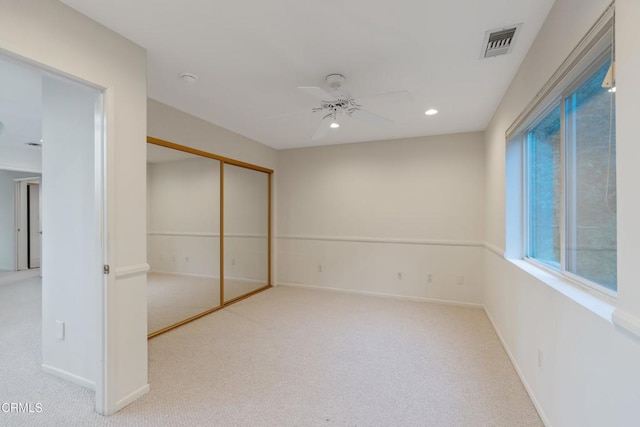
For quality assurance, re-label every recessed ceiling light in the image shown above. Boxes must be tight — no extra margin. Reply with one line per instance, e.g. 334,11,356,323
425,109,438,116
180,73,199,85
330,122,340,129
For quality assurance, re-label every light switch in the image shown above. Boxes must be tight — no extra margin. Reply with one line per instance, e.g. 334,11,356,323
56,320,65,340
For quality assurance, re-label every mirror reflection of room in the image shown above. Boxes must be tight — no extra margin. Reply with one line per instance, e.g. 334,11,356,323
146,143,221,334
223,164,269,302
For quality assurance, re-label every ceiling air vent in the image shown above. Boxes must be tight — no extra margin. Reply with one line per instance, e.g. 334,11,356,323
481,24,522,58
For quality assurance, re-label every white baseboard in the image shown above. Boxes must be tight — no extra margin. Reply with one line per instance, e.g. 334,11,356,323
41,363,95,391
483,308,551,427
278,282,483,309
114,384,150,413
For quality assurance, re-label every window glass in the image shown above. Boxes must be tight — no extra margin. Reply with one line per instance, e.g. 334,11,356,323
528,105,561,268
565,59,617,290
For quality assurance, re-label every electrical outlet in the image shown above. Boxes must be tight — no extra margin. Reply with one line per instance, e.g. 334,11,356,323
231,258,236,266
171,255,176,262
318,264,322,273
456,275,464,285
397,272,403,280
185,256,189,263
427,273,433,283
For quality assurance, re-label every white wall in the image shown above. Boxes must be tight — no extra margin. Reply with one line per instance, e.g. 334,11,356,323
277,132,485,305
0,170,40,270
0,56,42,173
614,0,640,336
147,156,220,277
0,145,41,173
41,74,100,389
484,0,640,425
0,0,148,415
148,99,277,170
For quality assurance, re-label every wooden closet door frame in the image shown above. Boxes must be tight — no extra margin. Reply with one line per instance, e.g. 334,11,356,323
146,136,273,339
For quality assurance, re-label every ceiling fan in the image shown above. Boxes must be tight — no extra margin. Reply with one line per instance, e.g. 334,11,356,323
297,73,412,141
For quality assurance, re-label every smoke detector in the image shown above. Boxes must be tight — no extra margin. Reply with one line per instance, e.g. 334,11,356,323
481,24,522,58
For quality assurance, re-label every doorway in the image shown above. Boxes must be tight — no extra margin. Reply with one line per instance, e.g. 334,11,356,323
0,51,106,405
14,177,41,271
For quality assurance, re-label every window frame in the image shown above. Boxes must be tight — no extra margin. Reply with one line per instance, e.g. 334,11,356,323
507,8,617,299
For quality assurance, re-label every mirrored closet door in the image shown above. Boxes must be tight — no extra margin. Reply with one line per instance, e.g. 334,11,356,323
223,164,270,302
146,143,221,335
146,138,272,337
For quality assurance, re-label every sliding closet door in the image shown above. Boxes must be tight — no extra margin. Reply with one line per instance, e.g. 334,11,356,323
223,164,269,302
146,144,221,334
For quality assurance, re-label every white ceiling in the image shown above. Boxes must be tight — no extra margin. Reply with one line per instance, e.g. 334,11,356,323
60,0,555,149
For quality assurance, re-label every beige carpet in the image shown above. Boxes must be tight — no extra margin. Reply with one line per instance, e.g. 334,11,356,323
0,269,40,285
2,278,542,426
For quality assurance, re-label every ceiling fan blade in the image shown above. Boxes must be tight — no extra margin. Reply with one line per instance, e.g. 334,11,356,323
298,86,336,101
267,109,313,120
351,109,393,126
357,90,413,104
311,118,332,141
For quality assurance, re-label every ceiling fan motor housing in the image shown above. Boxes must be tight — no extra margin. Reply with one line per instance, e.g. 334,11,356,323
326,73,345,89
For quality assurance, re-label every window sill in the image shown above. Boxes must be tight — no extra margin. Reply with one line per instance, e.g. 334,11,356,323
612,309,640,340
507,258,615,322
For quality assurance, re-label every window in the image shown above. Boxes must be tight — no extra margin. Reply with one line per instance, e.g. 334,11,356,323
508,14,616,295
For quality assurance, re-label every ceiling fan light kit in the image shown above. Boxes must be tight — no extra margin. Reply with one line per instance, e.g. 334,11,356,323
296,73,410,141
325,73,345,89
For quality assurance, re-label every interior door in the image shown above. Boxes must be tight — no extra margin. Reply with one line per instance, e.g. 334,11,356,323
28,182,41,268
15,180,28,271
